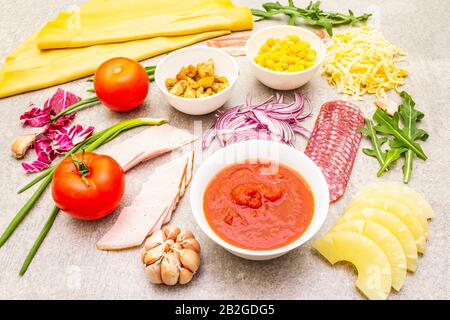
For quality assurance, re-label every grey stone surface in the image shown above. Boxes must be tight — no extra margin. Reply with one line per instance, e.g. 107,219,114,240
0,0,448,299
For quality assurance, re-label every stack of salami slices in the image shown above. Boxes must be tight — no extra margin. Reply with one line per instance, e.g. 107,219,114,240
305,101,365,202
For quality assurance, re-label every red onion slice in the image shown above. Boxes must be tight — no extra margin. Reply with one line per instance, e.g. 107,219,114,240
202,92,312,149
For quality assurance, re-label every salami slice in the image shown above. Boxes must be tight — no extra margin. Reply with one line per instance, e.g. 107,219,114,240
305,101,365,202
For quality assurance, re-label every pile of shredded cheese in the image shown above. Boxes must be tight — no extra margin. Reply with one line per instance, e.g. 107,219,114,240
322,27,407,98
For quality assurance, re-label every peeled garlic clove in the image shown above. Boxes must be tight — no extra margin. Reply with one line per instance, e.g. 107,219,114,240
179,267,194,285
181,238,201,253
161,253,180,286
176,230,194,243
144,244,165,266
144,230,165,250
145,261,162,284
163,226,181,241
11,133,36,159
179,249,200,273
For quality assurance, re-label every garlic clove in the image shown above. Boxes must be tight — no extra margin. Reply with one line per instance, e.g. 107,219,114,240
161,254,180,285
181,238,201,254
165,251,181,267
179,249,200,273
163,226,181,241
144,230,165,250
164,239,174,253
176,230,194,243
179,267,194,285
140,248,147,264
11,133,36,159
171,242,183,251
145,261,162,284
144,244,165,266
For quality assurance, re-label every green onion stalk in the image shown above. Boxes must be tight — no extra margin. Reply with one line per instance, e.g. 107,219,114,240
51,66,156,122
0,117,167,275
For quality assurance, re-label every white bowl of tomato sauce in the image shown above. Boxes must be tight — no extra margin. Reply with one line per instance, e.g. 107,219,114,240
190,140,329,260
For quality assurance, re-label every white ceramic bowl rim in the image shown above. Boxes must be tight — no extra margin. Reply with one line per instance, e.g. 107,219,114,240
154,46,239,102
190,140,330,257
245,25,326,76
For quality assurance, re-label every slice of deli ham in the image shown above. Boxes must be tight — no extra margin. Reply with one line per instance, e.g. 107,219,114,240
96,152,194,250
305,101,365,203
102,124,196,172
206,35,249,56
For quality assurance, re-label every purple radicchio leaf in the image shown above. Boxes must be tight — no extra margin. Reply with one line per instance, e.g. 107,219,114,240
53,124,95,153
19,89,81,127
21,121,94,173
21,119,94,173
43,88,81,115
21,159,51,173
19,103,52,127
21,136,55,172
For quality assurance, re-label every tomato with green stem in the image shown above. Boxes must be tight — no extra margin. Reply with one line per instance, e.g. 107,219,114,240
52,151,125,220
94,57,150,112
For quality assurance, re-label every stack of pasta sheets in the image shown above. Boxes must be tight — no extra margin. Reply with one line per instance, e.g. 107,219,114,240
0,0,253,98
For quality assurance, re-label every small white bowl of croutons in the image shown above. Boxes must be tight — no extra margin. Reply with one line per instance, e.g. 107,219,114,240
155,46,239,115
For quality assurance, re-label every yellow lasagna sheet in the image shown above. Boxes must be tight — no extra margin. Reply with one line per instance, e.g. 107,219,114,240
37,0,253,49
0,30,229,98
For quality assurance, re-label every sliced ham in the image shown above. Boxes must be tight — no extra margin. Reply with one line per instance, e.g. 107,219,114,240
102,124,196,172
206,36,249,48
206,35,249,57
96,152,194,250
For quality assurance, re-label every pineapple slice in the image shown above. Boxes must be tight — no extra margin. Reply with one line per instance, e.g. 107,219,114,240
340,208,418,272
356,181,433,219
346,197,426,253
314,231,392,300
353,189,429,233
333,220,407,291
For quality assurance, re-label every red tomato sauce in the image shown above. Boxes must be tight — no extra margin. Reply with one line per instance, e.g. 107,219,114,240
203,161,314,250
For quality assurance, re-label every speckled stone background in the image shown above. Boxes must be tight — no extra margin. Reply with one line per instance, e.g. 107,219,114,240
0,0,449,300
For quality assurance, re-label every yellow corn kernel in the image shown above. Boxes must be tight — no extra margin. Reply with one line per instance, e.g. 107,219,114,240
257,35,316,72
266,38,275,46
260,44,270,52
288,35,299,42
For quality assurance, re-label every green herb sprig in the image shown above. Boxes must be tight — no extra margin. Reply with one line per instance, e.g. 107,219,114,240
251,0,372,36
360,91,429,183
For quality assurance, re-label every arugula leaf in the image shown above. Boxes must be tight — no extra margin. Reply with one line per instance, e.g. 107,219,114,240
373,109,427,160
252,1,371,36
360,119,387,167
402,150,414,183
396,91,429,182
377,147,408,177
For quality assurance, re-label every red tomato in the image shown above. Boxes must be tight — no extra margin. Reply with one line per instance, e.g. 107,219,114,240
52,152,125,220
94,57,149,112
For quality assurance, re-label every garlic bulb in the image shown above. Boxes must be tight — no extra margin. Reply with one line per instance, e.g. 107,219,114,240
141,226,201,285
